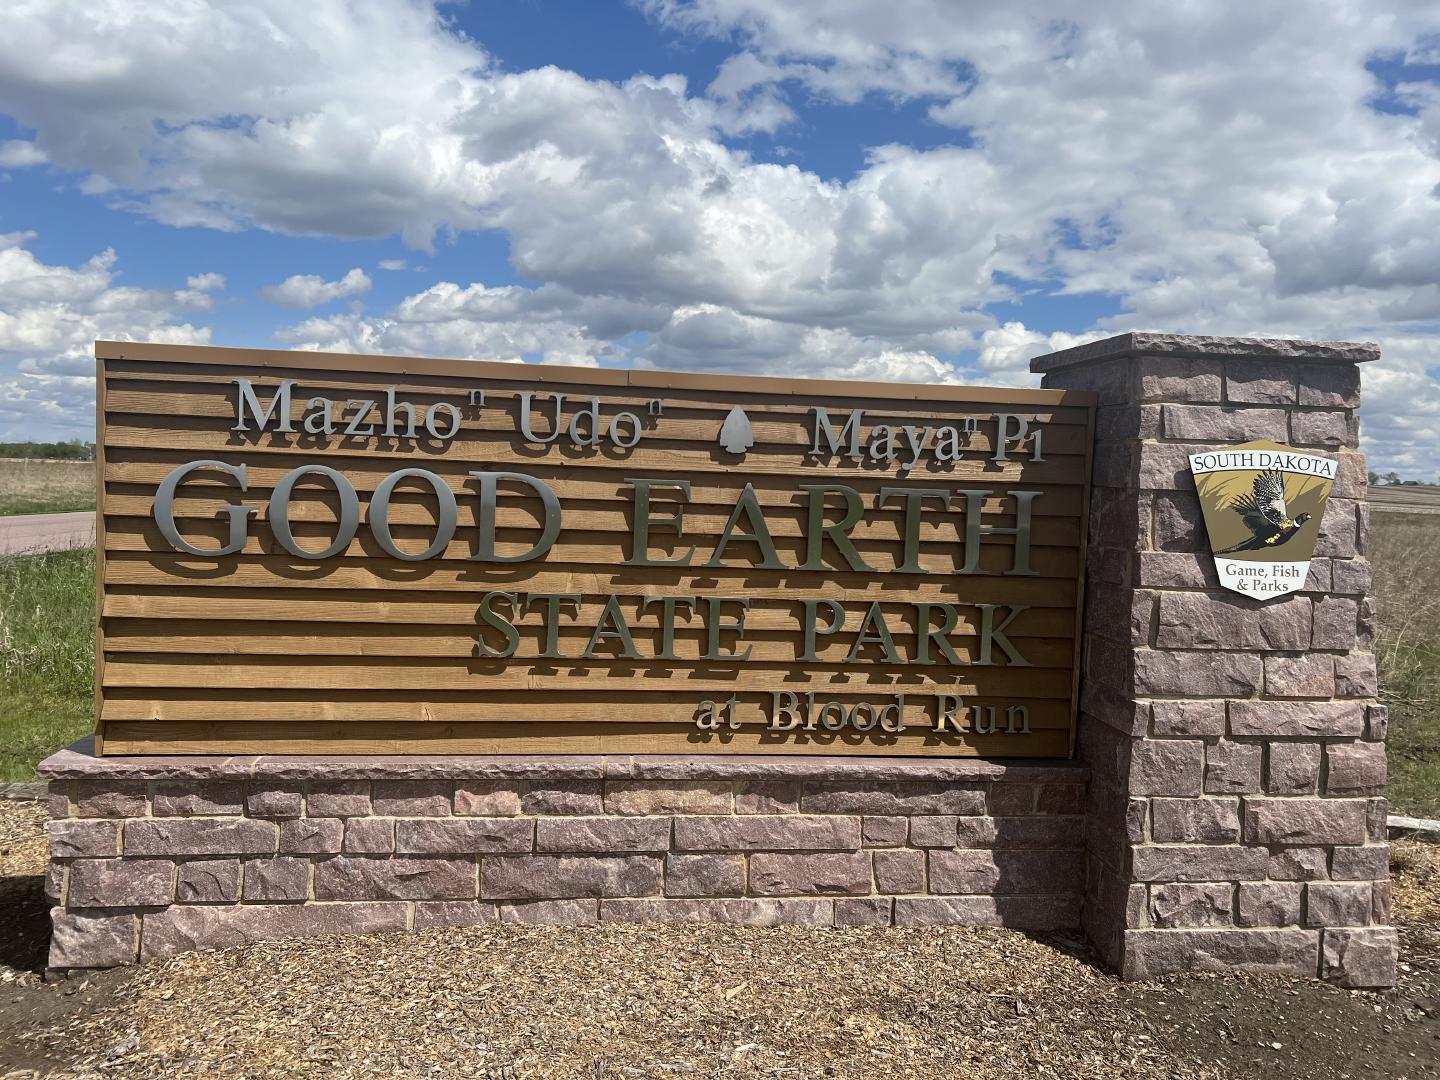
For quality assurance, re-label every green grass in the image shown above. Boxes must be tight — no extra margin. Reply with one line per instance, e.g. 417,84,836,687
1372,512,1440,818
0,548,94,782
0,459,96,517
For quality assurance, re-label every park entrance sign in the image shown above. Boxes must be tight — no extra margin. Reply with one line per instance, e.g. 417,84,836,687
93,340,1094,758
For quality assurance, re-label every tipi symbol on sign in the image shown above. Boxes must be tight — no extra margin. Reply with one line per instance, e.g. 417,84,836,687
718,406,754,455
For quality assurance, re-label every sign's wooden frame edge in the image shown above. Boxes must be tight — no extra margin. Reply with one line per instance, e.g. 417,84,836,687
92,339,1098,760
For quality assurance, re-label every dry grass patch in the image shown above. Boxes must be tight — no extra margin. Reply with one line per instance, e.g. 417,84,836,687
0,459,94,517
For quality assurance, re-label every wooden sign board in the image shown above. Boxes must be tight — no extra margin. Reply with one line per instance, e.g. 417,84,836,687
94,341,1095,757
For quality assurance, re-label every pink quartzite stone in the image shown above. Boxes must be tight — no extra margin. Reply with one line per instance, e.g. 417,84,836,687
68,859,173,908
1242,799,1368,846
71,782,147,819
1331,845,1389,880
873,849,925,894
1305,883,1372,928
1299,364,1362,407
928,850,1081,895
1324,743,1387,796
1128,741,1204,797
1130,845,1269,883
733,781,800,814
125,818,277,857
1149,798,1240,843
989,784,1036,815
480,855,660,899
1334,653,1378,698
50,910,136,968
1236,882,1302,927
1269,847,1330,881
1122,928,1318,980
453,781,522,817
800,781,985,816
663,854,745,897
176,859,240,902
498,899,598,924
672,815,859,852
307,782,371,818
140,902,406,961
372,781,452,816
835,897,893,927
860,816,909,847
600,898,833,927
893,895,1079,930
1266,743,1322,796
908,816,959,848
1320,927,1398,988
1133,652,1261,697
396,818,534,854
535,817,669,853
1225,361,1296,404
520,782,603,816
1228,701,1364,738
1151,701,1227,738
246,785,303,819
1162,404,1287,443
343,818,394,854
1264,655,1335,698
1148,882,1233,928
413,901,497,929
603,781,731,815
154,782,244,817
315,856,475,900
1155,593,1311,652
47,819,119,859
279,818,343,855
243,857,310,902
750,852,872,896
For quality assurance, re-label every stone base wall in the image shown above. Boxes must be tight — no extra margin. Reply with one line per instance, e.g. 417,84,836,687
39,744,1087,969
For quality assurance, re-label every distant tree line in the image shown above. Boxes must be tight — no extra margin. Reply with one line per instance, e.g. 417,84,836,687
0,440,95,460
1368,471,1435,487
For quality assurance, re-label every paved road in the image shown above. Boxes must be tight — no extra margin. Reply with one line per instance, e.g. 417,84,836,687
0,511,95,556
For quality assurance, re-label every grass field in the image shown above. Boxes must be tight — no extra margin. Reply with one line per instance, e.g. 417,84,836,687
0,459,96,516
0,514,1436,808
0,548,93,782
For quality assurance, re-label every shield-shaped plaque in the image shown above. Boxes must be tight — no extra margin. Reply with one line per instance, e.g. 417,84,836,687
1188,439,1337,600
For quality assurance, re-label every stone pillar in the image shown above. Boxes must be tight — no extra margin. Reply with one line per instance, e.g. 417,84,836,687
1031,333,1395,988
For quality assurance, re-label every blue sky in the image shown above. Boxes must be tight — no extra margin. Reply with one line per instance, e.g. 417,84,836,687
0,1,1438,473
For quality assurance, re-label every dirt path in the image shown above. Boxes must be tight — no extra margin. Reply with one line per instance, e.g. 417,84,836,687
0,513,94,557
1,799,1438,1079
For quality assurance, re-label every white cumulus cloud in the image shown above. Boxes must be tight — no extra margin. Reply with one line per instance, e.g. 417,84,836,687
260,268,372,308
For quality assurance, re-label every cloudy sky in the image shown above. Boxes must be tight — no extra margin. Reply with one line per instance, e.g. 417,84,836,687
1,1,1438,473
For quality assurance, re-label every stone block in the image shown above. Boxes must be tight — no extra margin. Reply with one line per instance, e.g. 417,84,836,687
279,818,343,855
1229,701,1364,738
1269,847,1330,881
908,816,959,848
1156,592,1311,651
481,855,660,899
246,785,304,819
454,781,522,817
1330,845,1389,880
1368,798,1389,841
672,815,859,852
1163,404,1287,443
1036,784,1085,816
733,781,799,814
315,856,475,900
1149,882,1233,928
835,897,893,927
1151,701,1227,737
928,850,1080,895
1320,927,1397,988
1302,558,1333,594
47,819,119,859
1298,364,1361,408
307,782,371,818
600,898,832,927
1373,881,1392,923
1306,882,1371,927
893,894,1080,930
1122,928,1318,980
1334,653,1378,698
1242,799,1368,846
1153,492,1204,552
1264,655,1335,698
800,781,985,816
414,901,497,929
372,781,453,816
1137,552,1217,590
1325,742,1387,796
125,818,278,857
750,852,873,896
1225,361,1296,404
243,857,310,902
1130,845,1269,882
861,816,909,847
72,781,148,819
393,816,535,856
1134,652,1261,697
140,902,406,961
176,859,241,902
1365,704,1389,742
1205,741,1262,795
988,783,1036,815
1136,442,1204,491
499,899,598,925
873,849,925,894
604,781,731,815
1311,597,1359,650
1266,742,1322,796
343,818,394,854
663,854,745,897
154,782,244,817
1150,798,1240,843
989,816,1083,848
50,910,137,968
1129,740,1204,797
1236,882,1302,927
1332,557,1372,595
68,858,173,908
521,782,603,816
535,817,669,853
1314,499,1358,558
1136,357,1223,404
1291,410,1357,449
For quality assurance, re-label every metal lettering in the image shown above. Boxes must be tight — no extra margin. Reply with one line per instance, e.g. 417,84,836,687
369,468,457,562
876,487,949,573
153,459,255,557
992,413,1029,462
625,478,695,567
518,391,564,444
912,602,962,666
798,598,845,662
845,602,900,663
976,604,1031,666
798,484,873,572
302,397,335,435
933,694,966,733
582,595,639,659
769,691,802,730
426,401,462,440
475,590,519,659
342,399,376,437
640,594,697,660
705,483,784,569
809,406,863,457
703,596,753,661
382,387,418,439
525,593,581,658
468,471,561,563
232,378,296,433
269,464,360,560
953,489,1038,576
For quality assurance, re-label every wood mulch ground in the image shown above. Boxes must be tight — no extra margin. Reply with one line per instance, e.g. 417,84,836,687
2,798,1439,1079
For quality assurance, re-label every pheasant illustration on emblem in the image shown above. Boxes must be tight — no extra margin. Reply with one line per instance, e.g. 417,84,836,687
1214,468,1312,554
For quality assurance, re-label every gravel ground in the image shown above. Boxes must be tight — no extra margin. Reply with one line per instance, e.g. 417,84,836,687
2,799,1439,1080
